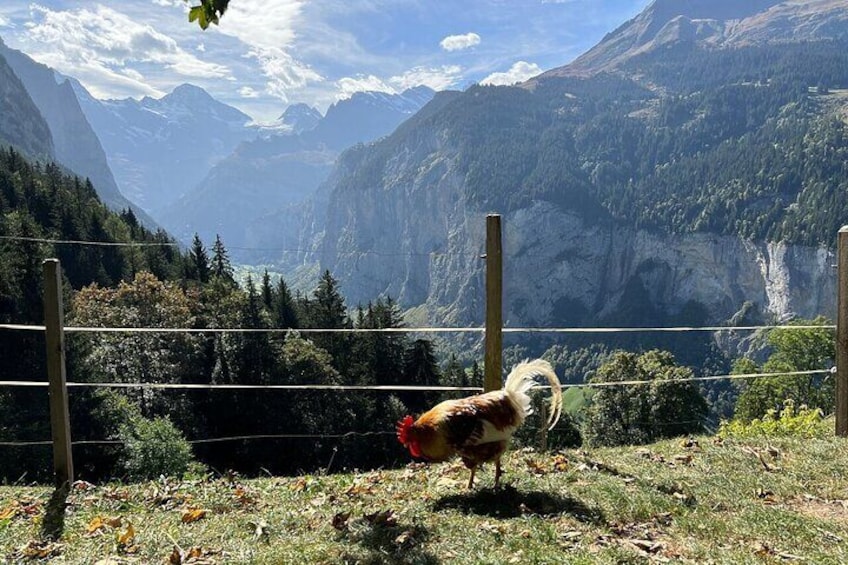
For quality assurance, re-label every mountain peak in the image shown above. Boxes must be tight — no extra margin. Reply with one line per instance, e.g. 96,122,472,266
163,83,214,103
541,0,847,78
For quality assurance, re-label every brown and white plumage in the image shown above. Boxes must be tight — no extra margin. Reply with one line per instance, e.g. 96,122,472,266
397,359,562,488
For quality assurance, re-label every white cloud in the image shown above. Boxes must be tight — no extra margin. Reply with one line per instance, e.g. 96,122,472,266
336,74,395,99
439,32,481,52
389,65,463,91
0,14,11,28
20,4,229,98
196,43,206,53
480,61,542,86
213,0,323,100
335,64,463,100
238,86,260,98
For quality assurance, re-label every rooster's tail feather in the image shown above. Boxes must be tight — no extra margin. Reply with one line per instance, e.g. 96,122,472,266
503,359,562,430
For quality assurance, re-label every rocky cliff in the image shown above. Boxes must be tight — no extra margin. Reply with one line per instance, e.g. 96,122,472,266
317,132,836,330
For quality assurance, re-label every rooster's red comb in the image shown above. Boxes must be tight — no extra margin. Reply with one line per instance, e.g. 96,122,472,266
396,415,414,445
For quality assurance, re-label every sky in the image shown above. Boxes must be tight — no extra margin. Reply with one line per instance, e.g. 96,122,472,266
0,0,650,124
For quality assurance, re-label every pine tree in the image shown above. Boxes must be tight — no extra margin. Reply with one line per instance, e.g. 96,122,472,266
261,269,273,309
188,234,210,283
211,234,234,283
304,270,350,371
272,277,298,329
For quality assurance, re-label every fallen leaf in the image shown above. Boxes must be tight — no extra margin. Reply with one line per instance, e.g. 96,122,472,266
19,540,63,559
233,486,256,507
756,488,777,504
364,509,397,527
181,508,207,523
332,512,351,531
481,521,506,535
0,505,18,520
344,482,375,496
526,459,548,475
73,480,96,491
435,476,460,490
169,546,183,565
752,541,775,557
87,516,107,534
552,454,569,471
116,522,135,547
394,530,415,547
289,477,310,492
673,454,694,465
630,539,664,554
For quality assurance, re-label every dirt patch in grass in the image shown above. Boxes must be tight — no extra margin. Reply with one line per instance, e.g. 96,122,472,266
788,496,848,522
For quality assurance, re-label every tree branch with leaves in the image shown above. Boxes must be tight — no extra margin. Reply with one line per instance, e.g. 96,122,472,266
185,0,231,29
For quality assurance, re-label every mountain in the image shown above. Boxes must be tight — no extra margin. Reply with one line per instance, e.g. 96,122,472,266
0,52,53,159
277,103,322,134
0,38,145,220
159,86,435,259
287,0,847,349
551,0,848,77
71,82,255,215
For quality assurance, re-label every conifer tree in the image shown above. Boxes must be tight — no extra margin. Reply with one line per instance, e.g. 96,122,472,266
188,233,210,283
211,234,234,283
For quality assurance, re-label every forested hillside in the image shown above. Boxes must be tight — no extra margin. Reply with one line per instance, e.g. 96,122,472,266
330,41,848,249
0,147,479,482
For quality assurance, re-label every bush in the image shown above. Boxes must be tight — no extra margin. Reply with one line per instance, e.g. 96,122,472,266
718,399,831,439
119,414,194,480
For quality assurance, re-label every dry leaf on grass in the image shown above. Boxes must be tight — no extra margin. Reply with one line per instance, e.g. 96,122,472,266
17,540,64,560
364,509,397,527
332,512,351,531
86,515,123,535
181,508,208,523
526,459,548,475
394,530,416,547
116,522,138,554
169,545,221,564
551,454,569,471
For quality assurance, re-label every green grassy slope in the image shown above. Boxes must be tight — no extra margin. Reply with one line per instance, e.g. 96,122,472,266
2,434,847,563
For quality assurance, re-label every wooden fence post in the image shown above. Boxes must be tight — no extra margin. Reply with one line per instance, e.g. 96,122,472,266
484,214,503,392
43,259,73,486
837,227,848,437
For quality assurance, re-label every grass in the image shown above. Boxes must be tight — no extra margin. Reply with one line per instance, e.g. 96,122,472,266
2,434,848,564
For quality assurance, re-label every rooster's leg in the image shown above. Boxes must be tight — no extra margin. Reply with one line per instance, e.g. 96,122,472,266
494,458,503,488
467,466,476,489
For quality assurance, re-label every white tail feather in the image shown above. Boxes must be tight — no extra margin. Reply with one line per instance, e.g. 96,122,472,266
503,358,562,430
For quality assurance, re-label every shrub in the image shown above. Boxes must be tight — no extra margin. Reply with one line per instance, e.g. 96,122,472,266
718,399,831,439
119,413,194,480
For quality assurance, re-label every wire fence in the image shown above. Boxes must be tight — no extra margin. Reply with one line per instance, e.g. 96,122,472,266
0,232,841,460
0,323,836,334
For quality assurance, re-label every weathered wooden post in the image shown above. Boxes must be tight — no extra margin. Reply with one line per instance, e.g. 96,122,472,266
43,259,73,486
837,227,848,437
484,214,503,392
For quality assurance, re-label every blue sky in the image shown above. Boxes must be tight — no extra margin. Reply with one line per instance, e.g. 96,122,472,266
0,1,650,123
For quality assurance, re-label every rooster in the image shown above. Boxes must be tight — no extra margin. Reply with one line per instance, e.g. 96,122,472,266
396,359,562,488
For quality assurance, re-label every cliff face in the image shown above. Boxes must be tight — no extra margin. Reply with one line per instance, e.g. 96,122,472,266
318,130,836,329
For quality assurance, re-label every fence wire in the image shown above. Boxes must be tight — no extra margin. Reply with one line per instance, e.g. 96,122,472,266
0,323,836,334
